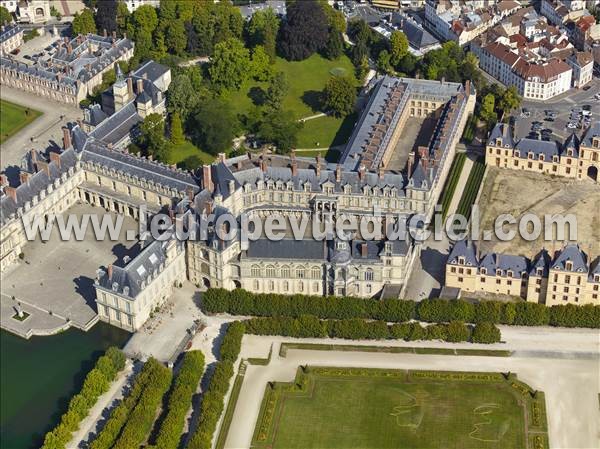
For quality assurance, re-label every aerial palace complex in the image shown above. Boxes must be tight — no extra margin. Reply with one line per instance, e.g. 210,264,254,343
1,72,475,331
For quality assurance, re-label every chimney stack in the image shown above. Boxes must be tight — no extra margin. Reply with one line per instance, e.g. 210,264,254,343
202,165,214,192
336,164,342,182
107,264,113,280
465,79,471,97
186,186,194,202
361,242,368,258
136,78,144,94
103,29,107,38
218,153,226,163
127,77,133,98
359,164,366,181
112,31,117,40
378,164,385,180
49,152,61,168
0,174,8,187
62,127,71,149
260,156,268,173
315,153,321,177
4,186,17,202
19,172,31,185
291,159,298,177
67,43,72,54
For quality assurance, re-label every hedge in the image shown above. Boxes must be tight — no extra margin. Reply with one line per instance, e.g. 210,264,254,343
153,351,205,449
40,347,126,449
202,289,600,328
89,358,167,449
112,360,172,449
186,322,244,449
472,322,502,344
243,315,486,344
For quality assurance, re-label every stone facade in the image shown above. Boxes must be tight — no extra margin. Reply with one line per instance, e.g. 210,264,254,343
485,122,600,183
0,24,23,55
445,240,600,306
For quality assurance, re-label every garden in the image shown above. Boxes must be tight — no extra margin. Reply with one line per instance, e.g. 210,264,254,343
0,100,42,144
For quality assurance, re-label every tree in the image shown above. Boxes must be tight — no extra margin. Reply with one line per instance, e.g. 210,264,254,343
356,56,370,84
323,76,357,117
116,2,130,35
480,93,496,124
258,110,303,153
0,6,12,24
471,322,501,344
95,0,118,34
138,113,169,160
245,7,280,61
251,45,274,81
72,9,97,35
191,98,238,154
498,85,521,116
397,53,418,76
265,71,288,110
209,38,251,91
389,31,409,67
377,49,393,75
320,0,346,34
347,18,372,45
167,73,201,121
324,30,344,60
278,0,329,61
170,112,184,146
165,20,187,56
351,40,368,66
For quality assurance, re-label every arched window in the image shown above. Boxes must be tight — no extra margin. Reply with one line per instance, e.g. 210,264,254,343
364,268,374,281
281,265,290,278
311,267,321,279
251,265,261,277
296,268,306,279
266,265,276,277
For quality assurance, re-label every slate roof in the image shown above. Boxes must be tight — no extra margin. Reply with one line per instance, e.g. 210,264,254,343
89,102,142,145
245,238,327,260
479,253,529,278
447,239,478,267
134,60,170,85
0,24,22,44
489,123,515,147
581,121,600,148
551,244,588,273
529,249,551,277
515,138,561,159
392,13,439,50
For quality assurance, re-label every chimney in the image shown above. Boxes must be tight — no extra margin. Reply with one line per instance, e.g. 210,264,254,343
127,77,133,97
136,78,144,94
67,43,72,54
441,77,445,84
465,79,471,97
202,165,213,192
148,154,153,161
218,152,226,163
30,149,38,167
315,154,321,177
336,164,342,182
186,187,194,202
361,242,368,258
107,264,113,280
49,152,61,168
0,174,8,187
4,186,17,202
112,31,117,40
260,157,268,173
103,29,107,38
407,155,414,176
62,127,71,149
228,179,236,194
359,164,366,181
291,159,298,177
19,172,31,185
36,161,50,176
378,164,385,180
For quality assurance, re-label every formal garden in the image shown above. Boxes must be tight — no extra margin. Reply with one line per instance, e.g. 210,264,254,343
251,366,548,449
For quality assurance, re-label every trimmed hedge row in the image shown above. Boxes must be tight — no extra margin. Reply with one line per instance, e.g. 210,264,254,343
90,358,167,449
203,289,600,328
152,351,206,449
112,359,172,449
243,315,501,344
41,347,126,449
186,322,245,449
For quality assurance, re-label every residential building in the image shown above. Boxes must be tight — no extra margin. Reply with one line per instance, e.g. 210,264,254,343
445,240,600,306
0,0,18,13
485,121,600,183
0,23,23,54
238,0,286,19
14,0,50,23
567,50,594,87
540,0,588,25
121,0,159,13
390,12,441,55
0,33,134,104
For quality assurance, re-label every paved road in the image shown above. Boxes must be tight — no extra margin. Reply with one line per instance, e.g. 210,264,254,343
0,86,80,169
225,327,600,449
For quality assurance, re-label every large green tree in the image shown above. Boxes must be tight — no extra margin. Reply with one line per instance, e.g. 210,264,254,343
479,93,496,124
95,0,117,34
245,7,279,61
323,75,357,117
170,112,184,146
138,113,169,160
389,31,409,67
251,45,274,81
208,37,251,91
277,0,329,61
165,20,187,55
265,71,289,110
167,73,200,121
191,98,238,154
498,85,521,115
258,110,302,154
0,6,12,24
324,30,344,60
72,9,97,35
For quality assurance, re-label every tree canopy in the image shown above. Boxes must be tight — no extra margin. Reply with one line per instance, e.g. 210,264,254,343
191,98,238,154
277,0,329,61
0,6,11,24
209,37,251,92
323,76,357,117
72,9,97,35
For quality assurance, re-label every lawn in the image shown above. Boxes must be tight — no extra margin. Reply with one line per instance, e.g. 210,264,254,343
437,152,467,220
224,53,357,149
456,155,486,219
252,367,548,449
166,139,216,167
0,100,42,144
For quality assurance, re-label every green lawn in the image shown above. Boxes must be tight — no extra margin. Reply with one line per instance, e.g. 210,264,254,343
456,155,486,219
0,100,42,144
437,152,467,220
166,140,216,167
252,367,548,449
224,53,357,149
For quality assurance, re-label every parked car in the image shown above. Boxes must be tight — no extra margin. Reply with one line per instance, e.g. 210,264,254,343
567,122,577,129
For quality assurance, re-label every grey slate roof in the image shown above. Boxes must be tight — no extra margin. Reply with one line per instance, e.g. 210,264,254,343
0,24,22,44
392,13,439,50
581,121,600,147
489,123,515,147
529,249,551,277
480,253,529,278
551,244,588,273
134,60,169,85
515,138,561,159
245,238,327,260
447,239,478,266
90,102,142,145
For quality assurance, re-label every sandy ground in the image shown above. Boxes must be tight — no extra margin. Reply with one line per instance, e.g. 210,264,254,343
386,116,437,172
477,167,600,257
224,328,600,449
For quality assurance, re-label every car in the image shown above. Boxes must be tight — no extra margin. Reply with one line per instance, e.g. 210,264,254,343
583,85,591,91
545,117,555,122
582,105,591,111
595,93,600,100
10,48,20,55
23,54,32,60
582,110,592,117
567,122,577,129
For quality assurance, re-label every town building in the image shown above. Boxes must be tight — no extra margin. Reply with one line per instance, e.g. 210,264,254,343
372,12,441,56
540,0,588,26
0,74,475,330
485,121,600,183
423,0,520,45
445,240,600,306
0,32,134,104
238,0,286,20
121,0,160,13
567,50,594,86
12,0,50,23
0,23,23,54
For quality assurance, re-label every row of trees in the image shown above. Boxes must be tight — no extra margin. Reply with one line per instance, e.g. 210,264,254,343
152,351,205,449
41,347,126,449
202,288,600,328
186,322,245,449
89,358,170,449
243,315,499,344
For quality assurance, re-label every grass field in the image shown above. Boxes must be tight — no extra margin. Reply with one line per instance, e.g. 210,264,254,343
224,53,357,149
166,139,216,167
252,367,548,449
456,155,486,219
437,152,467,220
0,100,42,144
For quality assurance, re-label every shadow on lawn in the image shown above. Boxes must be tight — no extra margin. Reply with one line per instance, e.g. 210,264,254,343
301,90,323,112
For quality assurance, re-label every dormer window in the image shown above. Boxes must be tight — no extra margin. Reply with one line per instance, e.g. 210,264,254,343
566,261,573,271
458,257,465,265
539,155,544,161
496,138,502,146
514,150,520,157
567,149,573,157
507,270,513,278
481,268,487,275
536,268,543,276
496,269,502,276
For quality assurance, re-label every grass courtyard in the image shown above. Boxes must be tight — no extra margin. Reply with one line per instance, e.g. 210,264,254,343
224,53,357,150
0,100,42,144
252,367,548,449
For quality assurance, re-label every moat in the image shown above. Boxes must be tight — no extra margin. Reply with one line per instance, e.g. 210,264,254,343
0,324,130,449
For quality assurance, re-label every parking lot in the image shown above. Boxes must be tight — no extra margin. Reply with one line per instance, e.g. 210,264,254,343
514,80,600,141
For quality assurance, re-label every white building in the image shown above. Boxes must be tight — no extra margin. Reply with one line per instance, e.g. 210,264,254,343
567,50,594,87
121,0,159,13
15,0,50,24
0,23,22,54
